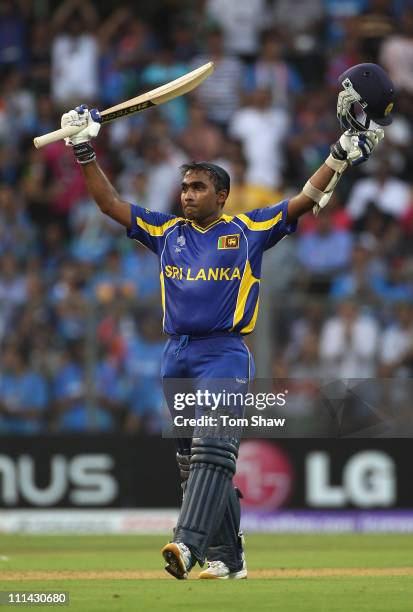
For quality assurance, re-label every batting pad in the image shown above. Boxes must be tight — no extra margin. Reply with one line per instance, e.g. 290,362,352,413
173,437,238,564
206,485,243,571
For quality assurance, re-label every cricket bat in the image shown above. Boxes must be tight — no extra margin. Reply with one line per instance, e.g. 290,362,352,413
33,62,214,149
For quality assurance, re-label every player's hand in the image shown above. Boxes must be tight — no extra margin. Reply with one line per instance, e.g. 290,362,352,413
331,129,384,166
61,104,101,146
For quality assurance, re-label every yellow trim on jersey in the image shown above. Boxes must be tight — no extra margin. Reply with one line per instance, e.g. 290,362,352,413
241,296,260,334
237,211,283,231
160,271,166,329
231,260,259,330
187,214,234,233
136,216,182,237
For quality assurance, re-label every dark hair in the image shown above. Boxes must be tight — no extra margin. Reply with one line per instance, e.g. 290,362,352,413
180,162,230,195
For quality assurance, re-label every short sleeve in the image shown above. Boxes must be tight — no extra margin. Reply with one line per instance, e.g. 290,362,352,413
236,200,297,250
127,204,183,256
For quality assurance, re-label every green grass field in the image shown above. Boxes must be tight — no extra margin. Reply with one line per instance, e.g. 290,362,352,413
0,534,412,611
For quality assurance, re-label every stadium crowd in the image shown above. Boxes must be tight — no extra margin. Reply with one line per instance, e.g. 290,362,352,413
1,0,413,433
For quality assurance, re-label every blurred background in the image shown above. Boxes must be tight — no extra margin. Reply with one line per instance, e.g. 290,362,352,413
0,0,413,531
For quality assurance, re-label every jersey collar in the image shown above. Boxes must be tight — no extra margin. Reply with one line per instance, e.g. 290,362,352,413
186,214,233,233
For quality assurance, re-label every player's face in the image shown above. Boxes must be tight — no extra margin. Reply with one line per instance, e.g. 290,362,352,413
181,170,226,226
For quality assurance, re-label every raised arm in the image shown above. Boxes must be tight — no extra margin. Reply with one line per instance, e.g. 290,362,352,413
80,162,132,228
52,0,98,34
287,61,395,223
60,105,132,229
287,129,383,223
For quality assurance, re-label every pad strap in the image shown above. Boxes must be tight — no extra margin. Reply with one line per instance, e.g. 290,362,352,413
176,452,190,481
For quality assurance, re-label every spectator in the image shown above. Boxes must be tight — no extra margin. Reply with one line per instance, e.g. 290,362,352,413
50,260,88,342
373,258,413,303
94,347,129,429
356,0,396,63
380,301,413,377
122,241,160,299
286,88,337,184
271,0,323,35
324,0,369,44
190,25,243,130
0,0,28,71
52,342,115,432
139,136,185,213
206,0,267,60
178,101,224,162
345,157,412,220
69,196,122,264
245,31,303,109
0,345,48,434
270,1,324,87
90,249,137,303
2,69,36,142
29,21,51,95
326,35,361,86
276,331,323,433
51,0,99,105
40,140,89,225
320,300,380,378
229,87,289,189
297,207,353,289
12,272,51,352
124,312,165,433
169,15,200,63
224,157,284,215
99,9,158,106
0,252,27,339
0,185,35,260
283,300,325,363
330,234,387,301
381,8,413,94
140,49,189,132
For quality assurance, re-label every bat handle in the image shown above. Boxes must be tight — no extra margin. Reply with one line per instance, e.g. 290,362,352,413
33,125,84,149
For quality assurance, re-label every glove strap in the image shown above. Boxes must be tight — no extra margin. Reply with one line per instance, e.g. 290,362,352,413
73,142,96,165
311,154,349,216
325,153,348,172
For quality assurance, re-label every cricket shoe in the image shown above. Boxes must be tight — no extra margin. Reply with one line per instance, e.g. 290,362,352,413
198,555,247,580
161,542,195,580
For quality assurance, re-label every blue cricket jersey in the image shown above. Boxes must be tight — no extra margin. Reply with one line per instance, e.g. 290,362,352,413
127,201,297,336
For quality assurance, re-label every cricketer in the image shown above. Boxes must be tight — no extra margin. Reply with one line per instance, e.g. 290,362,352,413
61,63,394,580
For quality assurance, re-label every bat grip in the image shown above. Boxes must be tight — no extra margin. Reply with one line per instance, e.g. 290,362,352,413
33,125,84,149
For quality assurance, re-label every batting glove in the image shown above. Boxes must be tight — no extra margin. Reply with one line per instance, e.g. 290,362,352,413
61,104,102,164
337,89,360,132
331,129,384,167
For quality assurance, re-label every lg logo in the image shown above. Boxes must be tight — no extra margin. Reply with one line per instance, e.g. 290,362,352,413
306,451,396,508
234,441,294,510
0,455,118,506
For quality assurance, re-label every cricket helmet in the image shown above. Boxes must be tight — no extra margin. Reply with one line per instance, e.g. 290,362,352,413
337,63,395,132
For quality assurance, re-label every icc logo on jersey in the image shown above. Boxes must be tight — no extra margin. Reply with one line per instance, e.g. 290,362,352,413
175,235,186,253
